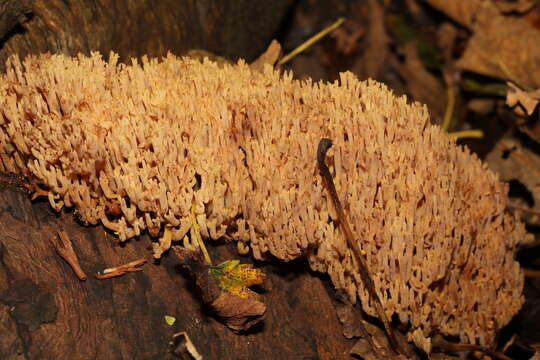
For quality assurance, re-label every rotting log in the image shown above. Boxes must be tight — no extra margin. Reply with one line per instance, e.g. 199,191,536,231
0,0,295,71
0,186,354,359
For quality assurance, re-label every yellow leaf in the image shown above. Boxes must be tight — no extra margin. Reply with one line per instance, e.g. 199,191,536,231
164,315,176,326
209,260,265,298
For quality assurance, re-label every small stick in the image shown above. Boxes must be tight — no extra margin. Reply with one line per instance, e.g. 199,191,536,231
95,257,147,279
317,138,403,355
501,334,516,354
50,230,87,281
278,17,345,66
523,268,540,277
447,129,484,139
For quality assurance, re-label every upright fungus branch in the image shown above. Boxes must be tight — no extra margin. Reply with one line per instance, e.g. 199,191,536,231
317,138,403,355
191,204,212,265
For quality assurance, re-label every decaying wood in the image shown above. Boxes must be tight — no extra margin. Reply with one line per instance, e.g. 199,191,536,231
0,187,355,359
0,0,33,41
0,0,295,71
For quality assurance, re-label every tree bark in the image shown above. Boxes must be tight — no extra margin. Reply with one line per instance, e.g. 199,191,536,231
0,0,294,70
0,0,33,42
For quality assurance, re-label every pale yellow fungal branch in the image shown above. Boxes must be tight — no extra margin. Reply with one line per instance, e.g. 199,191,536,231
191,203,212,265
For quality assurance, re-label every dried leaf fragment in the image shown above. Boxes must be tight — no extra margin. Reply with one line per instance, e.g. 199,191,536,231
209,259,265,299
506,82,540,116
485,137,540,215
493,0,537,14
170,331,203,360
335,295,416,359
352,0,389,79
95,257,147,279
174,247,266,332
250,39,282,72
165,315,176,326
49,230,87,281
395,41,446,121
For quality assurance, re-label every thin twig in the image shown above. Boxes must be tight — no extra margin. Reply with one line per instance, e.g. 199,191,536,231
448,129,484,139
501,334,516,354
523,268,540,277
50,230,87,281
278,17,345,66
317,138,404,356
441,85,455,132
95,257,147,279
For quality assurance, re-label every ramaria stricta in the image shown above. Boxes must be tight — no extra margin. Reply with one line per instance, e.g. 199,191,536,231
0,52,531,352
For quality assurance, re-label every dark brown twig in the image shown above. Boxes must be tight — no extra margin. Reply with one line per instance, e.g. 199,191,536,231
50,230,87,281
317,138,404,355
523,268,540,278
95,258,147,279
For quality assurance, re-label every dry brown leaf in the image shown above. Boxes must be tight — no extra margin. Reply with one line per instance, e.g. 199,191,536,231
334,296,416,359
170,332,203,360
352,0,389,79
422,0,482,27
505,84,540,143
506,82,540,115
394,41,447,121
437,22,458,62
493,0,537,14
529,344,540,360
250,39,282,72
425,0,540,89
210,291,266,331
174,247,266,333
467,98,496,115
335,299,366,339
459,10,540,89
331,20,366,55
485,137,540,216
518,119,540,144
349,324,412,360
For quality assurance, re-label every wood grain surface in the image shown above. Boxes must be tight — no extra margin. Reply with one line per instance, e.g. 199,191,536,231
0,186,354,359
